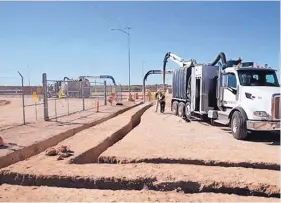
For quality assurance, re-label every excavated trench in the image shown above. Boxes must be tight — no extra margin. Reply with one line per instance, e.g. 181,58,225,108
99,157,280,171
0,103,280,200
0,171,280,198
68,103,152,164
0,102,143,169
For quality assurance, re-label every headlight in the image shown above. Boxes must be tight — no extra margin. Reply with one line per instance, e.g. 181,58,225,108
253,111,268,117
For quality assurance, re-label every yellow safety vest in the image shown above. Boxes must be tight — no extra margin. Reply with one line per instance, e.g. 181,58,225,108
158,93,165,102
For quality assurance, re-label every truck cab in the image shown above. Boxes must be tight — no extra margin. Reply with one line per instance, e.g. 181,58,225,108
163,51,279,140
215,65,280,139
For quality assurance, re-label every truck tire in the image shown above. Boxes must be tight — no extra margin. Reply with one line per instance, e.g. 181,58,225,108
172,101,179,116
178,102,185,117
185,102,191,120
231,111,248,140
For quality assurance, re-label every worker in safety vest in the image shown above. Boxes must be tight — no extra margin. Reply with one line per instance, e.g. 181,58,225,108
147,89,152,101
157,90,166,113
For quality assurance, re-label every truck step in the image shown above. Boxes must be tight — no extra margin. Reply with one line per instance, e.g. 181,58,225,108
214,119,229,125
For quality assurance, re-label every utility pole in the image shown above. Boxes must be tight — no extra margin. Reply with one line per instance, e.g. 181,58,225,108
111,27,132,97
126,27,132,95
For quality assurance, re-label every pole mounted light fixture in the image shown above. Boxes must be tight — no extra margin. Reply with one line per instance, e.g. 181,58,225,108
111,27,132,96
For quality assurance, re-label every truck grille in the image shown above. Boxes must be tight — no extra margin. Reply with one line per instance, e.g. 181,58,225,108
272,94,280,120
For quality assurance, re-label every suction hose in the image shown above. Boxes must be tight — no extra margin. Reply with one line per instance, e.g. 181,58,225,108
210,52,227,69
162,52,171,93
63,77,71,81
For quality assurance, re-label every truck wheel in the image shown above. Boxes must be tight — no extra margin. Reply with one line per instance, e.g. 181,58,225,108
185,102,191,120
172,101,178,116
178,102,185,117
231,111,248,140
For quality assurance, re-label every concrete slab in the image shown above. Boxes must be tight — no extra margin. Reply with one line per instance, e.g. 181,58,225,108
0,101,137,169
99,106,280,170
0,184,279,202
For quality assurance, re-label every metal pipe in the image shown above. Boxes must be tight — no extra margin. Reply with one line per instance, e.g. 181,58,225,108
143,70,173,102
82,80,85,111
209,52,227,68
18,71,25,125
54,98,57,122
119,83,122,102
42,73,49,121
104,80,107,105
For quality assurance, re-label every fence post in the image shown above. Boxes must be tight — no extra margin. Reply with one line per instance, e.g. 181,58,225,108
120,84,122,101
81,80,85,111
18,71,26,125
104,80,107,105
42,73,49,121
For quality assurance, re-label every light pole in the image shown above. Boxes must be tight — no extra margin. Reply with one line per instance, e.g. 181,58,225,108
111,27,132,95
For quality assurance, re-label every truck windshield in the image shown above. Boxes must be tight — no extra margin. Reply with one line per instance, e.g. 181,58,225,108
238,70,280,87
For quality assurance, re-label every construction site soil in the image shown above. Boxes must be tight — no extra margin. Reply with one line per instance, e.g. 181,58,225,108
0,101,280,202
0,184,278,202
0,100,10,106
99,107,280,170
0,101,137,168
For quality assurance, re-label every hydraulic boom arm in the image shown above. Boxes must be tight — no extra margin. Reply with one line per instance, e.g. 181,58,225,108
162,52,196,92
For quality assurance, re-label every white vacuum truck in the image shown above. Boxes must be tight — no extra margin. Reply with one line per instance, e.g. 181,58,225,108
163,52,280,140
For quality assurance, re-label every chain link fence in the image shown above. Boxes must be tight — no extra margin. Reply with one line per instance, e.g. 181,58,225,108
43,73,107,121
0,72,125,130
0,71,157,130
0,72,44,131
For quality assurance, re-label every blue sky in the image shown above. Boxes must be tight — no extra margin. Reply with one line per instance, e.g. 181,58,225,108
0,1,279,86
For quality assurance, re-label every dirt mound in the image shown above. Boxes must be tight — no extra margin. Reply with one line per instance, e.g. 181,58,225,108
0,100,11,106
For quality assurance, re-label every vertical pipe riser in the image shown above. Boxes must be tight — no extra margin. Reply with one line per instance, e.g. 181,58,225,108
42,73,49,121
104,80,107,105
21,76,26,125
82,81,85,111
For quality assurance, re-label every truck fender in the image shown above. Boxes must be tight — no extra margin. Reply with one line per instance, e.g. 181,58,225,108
228,107,248,121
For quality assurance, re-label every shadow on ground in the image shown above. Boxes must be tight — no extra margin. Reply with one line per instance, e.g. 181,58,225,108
219,127,280,146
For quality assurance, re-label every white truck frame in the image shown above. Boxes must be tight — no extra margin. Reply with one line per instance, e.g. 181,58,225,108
165,52,280,140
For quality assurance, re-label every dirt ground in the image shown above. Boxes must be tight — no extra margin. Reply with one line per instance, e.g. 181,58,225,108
0,100,10,106
0,99,280,202
100,106,280,169
0,184,278,202
0,96,107,130
0,101,137,169
0,94,144,131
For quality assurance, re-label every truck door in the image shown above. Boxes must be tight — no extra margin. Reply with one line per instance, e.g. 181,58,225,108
223,72,237,108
